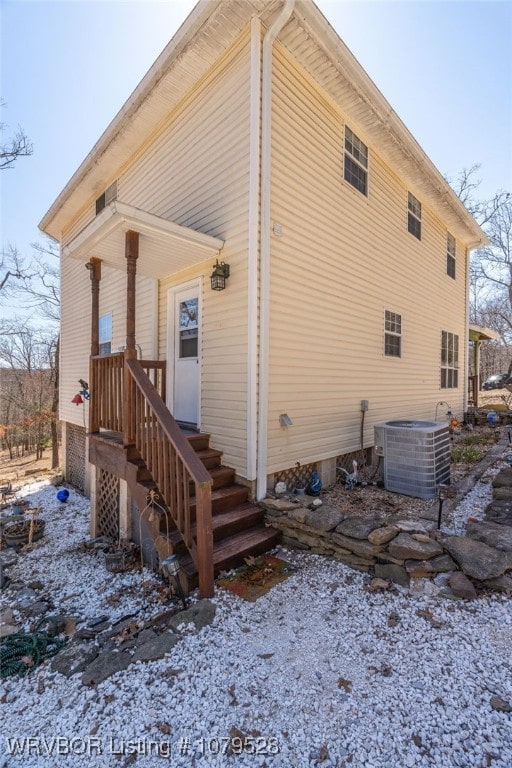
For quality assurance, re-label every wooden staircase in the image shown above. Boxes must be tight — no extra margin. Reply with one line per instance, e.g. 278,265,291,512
89,354,280,596
93,429,280,592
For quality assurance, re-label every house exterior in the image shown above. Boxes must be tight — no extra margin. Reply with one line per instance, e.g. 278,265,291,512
40,0,486,596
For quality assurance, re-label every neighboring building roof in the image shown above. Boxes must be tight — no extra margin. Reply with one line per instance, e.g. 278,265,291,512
40,0,487,249
469,324,500,343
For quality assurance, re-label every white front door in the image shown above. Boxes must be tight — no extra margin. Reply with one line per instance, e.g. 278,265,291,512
169,283,200,426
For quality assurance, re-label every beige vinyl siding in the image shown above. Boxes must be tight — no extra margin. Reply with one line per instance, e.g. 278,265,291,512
60,256,91,426
266,46,468,473
119,31,252,476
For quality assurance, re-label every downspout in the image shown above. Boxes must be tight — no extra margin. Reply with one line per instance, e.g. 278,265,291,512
247,17,262,484
256,0,296,500
464,246,471,415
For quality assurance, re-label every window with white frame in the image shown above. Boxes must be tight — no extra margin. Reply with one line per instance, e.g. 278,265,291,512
385,310,402,357
447,233,456,279
99,313,112,356
407,192,422,240
441,330,459,388
344,126,368,196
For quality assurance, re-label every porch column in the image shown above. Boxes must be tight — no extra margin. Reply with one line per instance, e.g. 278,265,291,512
125,230,139,354
87,258,102,433
124,230,139,445
474,340,481,408
87,257,102,356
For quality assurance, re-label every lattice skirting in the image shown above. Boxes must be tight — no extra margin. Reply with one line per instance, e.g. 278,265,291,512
274,462,317,492
97,469,120,540
65,423,86,492
335,447,376,481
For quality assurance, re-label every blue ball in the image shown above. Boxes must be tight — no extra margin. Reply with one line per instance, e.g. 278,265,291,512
56,488,70,503
486,411,499,426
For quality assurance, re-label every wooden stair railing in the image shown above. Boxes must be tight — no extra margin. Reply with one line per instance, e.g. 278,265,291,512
90,353,167,433
125,358,214,598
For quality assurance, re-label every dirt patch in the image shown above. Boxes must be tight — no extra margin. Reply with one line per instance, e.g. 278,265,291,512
0,448,60,489
321,425,503,523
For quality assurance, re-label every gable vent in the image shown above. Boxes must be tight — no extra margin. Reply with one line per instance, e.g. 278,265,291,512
95,180,118,215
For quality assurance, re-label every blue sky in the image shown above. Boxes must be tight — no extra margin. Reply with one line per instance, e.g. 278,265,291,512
1,0,511,268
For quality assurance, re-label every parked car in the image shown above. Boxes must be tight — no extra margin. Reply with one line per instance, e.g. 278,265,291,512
482,373,510,390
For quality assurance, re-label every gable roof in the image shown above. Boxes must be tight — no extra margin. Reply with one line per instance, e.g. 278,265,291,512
40,0,486,248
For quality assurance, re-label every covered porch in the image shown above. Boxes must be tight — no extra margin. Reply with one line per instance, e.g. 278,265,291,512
67,201,225,598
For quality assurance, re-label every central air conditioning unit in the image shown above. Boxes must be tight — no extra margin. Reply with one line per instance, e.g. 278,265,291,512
374,420,450,499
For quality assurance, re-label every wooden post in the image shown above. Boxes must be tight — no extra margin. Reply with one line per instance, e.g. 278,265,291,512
87,258,102,433
195,483,214,598
124,231,139,445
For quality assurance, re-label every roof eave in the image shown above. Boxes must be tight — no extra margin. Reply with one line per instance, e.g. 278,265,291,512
39,0,223,240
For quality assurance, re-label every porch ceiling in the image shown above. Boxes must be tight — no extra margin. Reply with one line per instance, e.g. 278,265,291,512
62,200,224,278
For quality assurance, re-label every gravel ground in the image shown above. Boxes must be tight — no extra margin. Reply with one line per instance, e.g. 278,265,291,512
1,476,511,768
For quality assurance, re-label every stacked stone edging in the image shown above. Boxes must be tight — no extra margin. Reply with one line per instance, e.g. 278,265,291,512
263,463,512,597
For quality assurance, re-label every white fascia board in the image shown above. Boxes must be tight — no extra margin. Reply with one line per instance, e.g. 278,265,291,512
63,201,224,261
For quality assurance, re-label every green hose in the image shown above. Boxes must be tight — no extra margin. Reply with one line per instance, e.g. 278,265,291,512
0,630,67,678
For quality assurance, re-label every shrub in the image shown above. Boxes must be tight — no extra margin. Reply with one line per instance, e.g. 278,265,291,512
450,445,483,463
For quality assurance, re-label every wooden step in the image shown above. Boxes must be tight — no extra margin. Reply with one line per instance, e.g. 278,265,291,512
129,457,152,482
165,502,265,552
206,466,235,491
192,484,250,517
179,526,282,585
186,433,210,451
194,448,223,470
188,466,234,493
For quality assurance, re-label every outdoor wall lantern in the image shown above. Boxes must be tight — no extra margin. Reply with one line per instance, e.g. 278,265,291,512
161,554,188,610
210,259,230,291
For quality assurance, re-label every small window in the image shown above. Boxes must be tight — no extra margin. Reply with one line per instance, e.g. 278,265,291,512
99,313,112,356
447,233,456,279
344,126,368,195
385,310,402,357
408,192,422,240
441,330,459,388
95,180,118,215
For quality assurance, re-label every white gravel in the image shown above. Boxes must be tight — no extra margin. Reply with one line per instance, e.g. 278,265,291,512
1,479,511,768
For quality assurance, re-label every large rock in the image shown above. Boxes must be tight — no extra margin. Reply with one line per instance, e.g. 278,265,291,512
82,650,131,685
52,643,99,677
374,563,409,587
394,520,429,535
427,553,458,572
132,632,179,662
492,468,512,488
260,498,300,515
305,506,345,532
466,520,512,552
331,533,383,558
449,572,477,600
168,600,216,633
443,536,510,580
493,487,512,501
388,533,443,561
485,500,512,527
335,516,384,540
483,574,512,592
368,526,399,545
404,560,437,577
288,508,309,524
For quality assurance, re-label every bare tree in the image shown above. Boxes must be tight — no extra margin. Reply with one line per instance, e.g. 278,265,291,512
449,166,512,376
0,99,33,170
0,102,33,293
1,238,61,467
0,324,57,461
